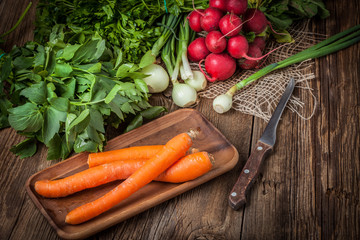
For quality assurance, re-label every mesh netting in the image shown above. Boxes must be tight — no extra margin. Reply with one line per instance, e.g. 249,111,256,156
193,20,326,121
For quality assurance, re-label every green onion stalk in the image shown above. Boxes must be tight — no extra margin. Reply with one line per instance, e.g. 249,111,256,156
151,14,181,57
213,24,360,114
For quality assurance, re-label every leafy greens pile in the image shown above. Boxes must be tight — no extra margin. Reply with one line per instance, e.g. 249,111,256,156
0,0,207,160
0,25,166,160
35,0,207,64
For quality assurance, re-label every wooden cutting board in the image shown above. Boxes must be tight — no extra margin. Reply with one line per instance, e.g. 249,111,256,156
25,108,239,239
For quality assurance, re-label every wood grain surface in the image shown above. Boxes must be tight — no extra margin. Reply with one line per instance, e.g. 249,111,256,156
0,0,359,239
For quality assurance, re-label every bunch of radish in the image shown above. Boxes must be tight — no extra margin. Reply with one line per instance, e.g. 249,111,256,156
187,0,274,82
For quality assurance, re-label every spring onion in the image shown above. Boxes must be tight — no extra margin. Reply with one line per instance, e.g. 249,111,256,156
213,24,360,113
184,70,207,91
140,64,169,93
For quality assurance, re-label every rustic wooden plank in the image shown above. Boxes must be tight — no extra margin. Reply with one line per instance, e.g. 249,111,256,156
313,1,360,239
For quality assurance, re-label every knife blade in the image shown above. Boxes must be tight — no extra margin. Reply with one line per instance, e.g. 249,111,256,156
228,78,295,210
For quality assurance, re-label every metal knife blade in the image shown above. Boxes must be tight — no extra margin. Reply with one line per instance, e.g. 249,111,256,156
228,78,295,210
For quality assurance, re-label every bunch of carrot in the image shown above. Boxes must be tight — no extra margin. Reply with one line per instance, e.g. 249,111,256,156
34,131,214,224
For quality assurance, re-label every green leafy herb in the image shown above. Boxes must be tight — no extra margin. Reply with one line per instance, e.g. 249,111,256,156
0,26,166,160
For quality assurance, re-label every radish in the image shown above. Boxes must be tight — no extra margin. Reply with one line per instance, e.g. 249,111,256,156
238,44,263,70
188,10,204,32
199,53,236,82
227,35,262,60
205,31,227,53
200,7,224,32
187,37,211,62
252,36,266,51
209,0,227,12
226,0,248,16
243,8,268,34
219,13,243,37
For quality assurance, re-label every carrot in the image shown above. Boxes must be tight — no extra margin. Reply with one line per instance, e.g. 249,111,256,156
34,159,145,198
88,145,164,168
65,131,196,224
157,151,213,183
34,152,213,198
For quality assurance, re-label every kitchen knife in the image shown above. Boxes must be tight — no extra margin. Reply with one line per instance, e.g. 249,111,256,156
228,78,295,210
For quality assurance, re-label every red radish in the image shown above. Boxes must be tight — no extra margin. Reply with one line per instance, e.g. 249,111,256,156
252,36,266,51
200,7,224,32
226,0,248,16
209,0,227,12
205,31,227,53
228,35,283,61
187,37,211,62
219,13,243,37
199,53,236,82
238,44,263,69
227,35,263,60
243,8,268,34
188,10,204,32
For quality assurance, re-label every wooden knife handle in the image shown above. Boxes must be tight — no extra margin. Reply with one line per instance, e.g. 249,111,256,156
228,141,272,210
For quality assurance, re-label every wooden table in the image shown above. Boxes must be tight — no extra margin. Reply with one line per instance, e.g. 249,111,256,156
1,1,359,239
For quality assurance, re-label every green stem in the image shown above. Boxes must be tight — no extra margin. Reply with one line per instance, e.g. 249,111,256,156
0,2,33,38
232,25,360,93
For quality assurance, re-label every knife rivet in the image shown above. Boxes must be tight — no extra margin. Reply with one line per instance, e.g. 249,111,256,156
231,192,237,197
257,146,263,151
244,169,250,174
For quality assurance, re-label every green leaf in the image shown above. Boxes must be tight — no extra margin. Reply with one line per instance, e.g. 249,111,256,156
45,49,56,75
54,63,73,77
89,108,105,133
74,130,98,153
105,84,122,104
68,108,90,133
13,56,33,69
10,137,37,159
8,103,44,132
65,113,77,149
272,29,295,43
20,81,47,104
62,44,81,61
139,50,156,68
0,55,12,81
49,97,69,112
42,106,61,144
134,78,149,95
124,114,143,133
140,106,166,119
46,133,62,160
121,101,135,114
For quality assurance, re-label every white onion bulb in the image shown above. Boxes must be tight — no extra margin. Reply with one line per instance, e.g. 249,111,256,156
172,83,197,107
141,64,169,93
213,94,233,113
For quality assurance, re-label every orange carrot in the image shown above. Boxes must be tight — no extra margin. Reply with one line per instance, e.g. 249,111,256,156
88,145,164,168
34,159,145,198
34,152,213,198
65,131,196,224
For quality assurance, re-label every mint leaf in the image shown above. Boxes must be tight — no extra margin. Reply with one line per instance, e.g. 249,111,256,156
8,103,44,132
